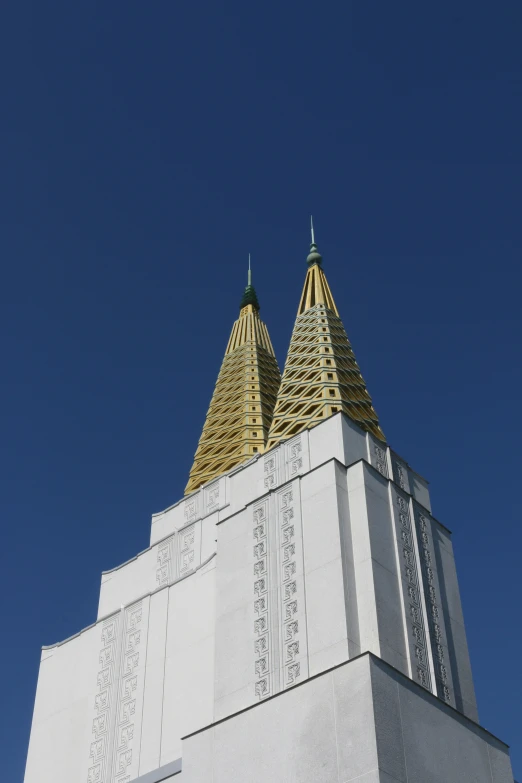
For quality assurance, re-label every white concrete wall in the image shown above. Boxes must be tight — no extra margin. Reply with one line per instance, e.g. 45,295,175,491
309,410,351,467
343,459,477,717
25,561,215,783
369,656,509,782
25,412,481,783
181,655,513,783
300,460,351,675
160,559,215,765
347,461,409,675
213,476,312,720
99,515,217,620
432,522,478,720
24,624,101,783
149,416,430,551
150,476,227,546
185,655,377,783
214,461,353,722
209,415,475,724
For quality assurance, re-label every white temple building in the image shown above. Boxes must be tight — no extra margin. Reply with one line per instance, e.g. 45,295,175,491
24,236,514,782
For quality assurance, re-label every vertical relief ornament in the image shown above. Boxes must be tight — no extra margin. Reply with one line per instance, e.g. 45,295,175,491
278,486,305,688
392,455,410,493
253,501,271,700
372,441,389,477
179,525,196,574
86,601,148,783
155,536,174,588
394,492,431,692
264,452,278,489
205,482,220,514
395,463,407,490
88,615,120,783
286,436,303,476
184,495,198,524
415,510,452,704
111,602,144,783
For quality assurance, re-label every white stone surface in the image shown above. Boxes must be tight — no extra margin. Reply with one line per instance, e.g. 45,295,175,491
309,410,349,467
150,476,227,546
25,561,214,783
160,561,215,764
300,461,349,675
181,655,513,783
138,589,169,775
211,420,473,725
24,626,101,783
25,413,491,783
99,514,217,620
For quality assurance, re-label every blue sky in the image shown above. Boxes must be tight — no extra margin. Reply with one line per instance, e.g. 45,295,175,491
2,1,521,780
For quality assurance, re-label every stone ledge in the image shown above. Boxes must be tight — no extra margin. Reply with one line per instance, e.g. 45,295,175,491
183,651,508,749
133,759,182,782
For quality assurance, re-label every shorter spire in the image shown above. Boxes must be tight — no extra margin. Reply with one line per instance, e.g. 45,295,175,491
186,264,281,494
240,253,260,310
307,215,323,267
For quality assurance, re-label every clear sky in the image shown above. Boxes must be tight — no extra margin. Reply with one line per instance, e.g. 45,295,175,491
2,2,521,780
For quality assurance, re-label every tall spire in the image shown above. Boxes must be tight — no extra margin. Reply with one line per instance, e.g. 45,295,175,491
186,265,281,494
266,230,384,449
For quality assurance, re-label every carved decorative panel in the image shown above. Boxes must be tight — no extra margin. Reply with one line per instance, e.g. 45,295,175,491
88,615,120,783
204,481,220,514
391,454,410,494
184,495,199,524
156,536,175,588
392,490,431,692
253,500,271,700
87,601,148,783
285,435,304,478
264,450,280,489
276,483,309,689
112,603,144,783
414,508,454,705
178,525,196,575
369,437,389,478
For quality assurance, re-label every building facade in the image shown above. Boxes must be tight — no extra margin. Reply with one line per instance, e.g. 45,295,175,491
24,239,514,782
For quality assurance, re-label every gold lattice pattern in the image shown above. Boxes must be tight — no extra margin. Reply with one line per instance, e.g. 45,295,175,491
267,266,384,449
297,261,339,316
186,303,281,494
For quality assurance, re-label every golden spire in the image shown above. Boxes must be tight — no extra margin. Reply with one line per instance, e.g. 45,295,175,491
185,260,281,494
266,225,384,449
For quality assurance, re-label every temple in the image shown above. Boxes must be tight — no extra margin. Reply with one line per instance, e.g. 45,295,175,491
24,234,514,783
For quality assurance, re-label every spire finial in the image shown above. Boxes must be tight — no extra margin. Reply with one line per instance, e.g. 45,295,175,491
240,253,260,311
307,216,323,267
